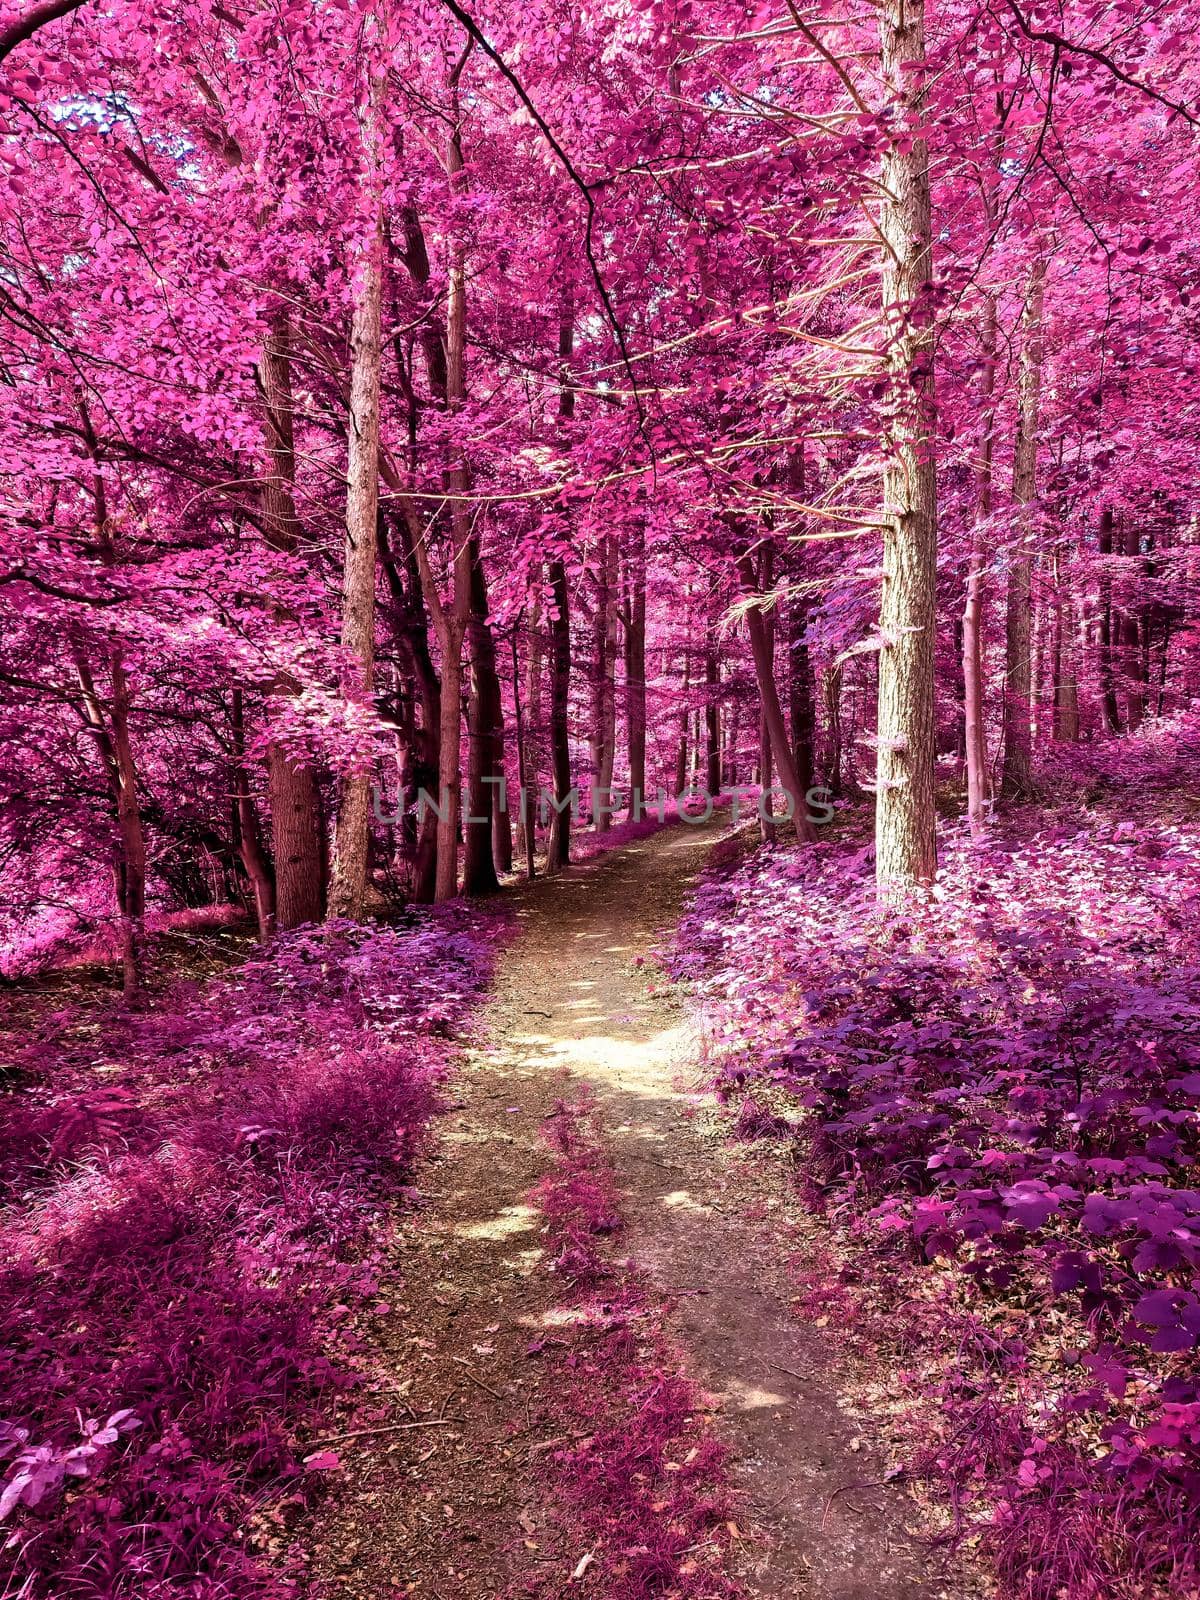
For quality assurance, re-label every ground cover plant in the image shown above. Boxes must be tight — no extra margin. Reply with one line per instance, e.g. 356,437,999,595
673,724,1200,1598
0,910,491,1597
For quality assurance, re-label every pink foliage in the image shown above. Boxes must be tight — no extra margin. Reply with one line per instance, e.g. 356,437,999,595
0,909,493,1598
674,744,1200,1598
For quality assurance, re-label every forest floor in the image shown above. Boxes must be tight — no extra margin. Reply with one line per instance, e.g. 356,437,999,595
316,821,975,1600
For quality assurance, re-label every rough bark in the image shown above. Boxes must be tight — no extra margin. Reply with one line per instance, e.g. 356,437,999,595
547,291,575,873
739,552,816,846
463,544,504,894
230,689,276,940
259,315,327,927
963,293,998,838
1097,506,1121,734
76,403,148,996
704,611,721,799
328,194,385,920
874,0,939,893
546,557,573,872
623,523,647,819
1000,254,1047,802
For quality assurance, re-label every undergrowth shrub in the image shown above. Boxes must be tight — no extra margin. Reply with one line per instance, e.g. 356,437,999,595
0,910,493,1597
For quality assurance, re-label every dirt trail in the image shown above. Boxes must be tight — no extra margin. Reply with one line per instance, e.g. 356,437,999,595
320,823,961,1599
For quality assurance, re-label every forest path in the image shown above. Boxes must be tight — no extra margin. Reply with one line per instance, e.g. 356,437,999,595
319,823,956,1599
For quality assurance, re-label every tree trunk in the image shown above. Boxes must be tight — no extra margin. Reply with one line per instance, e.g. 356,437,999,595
1097,506,1121,734
759,540,777,842
824,664,843,795
76,403,148,996
547,556,573,872
463,544,503,894
704,614,721,798
963,293,998,838
674,652,690,795
328,196,384,920
739,552,816,846
259,315,327,927
874,0,939,894
230,689,276,940
589,535,618,828
378,511,440,902
1000,254,1047,803
1122,516,1146,731
512,629,536,880
547,291,576,872
623,523,648,819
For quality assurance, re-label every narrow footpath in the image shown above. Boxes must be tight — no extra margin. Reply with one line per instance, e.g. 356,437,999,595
318,825,967,1599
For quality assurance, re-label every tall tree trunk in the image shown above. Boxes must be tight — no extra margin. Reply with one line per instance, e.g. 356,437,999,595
230,689,276,940
547,556,573,871
512,629,536,880
623,522,647,818
1000,254,1047,802
674,651,690,796
547,290,576,872
378,511,440,902
704,609,721,798
429,67,475,902
874,0,939,893
759,540,777,842
739,552,816,846
590,535,619,828
516,589,542,871
824,664,843,795
963,292,998,838
328,195,385,920
1122,516,1146,731
788,594,815,799
1097,506,1121,734
1051,549,1080,740
463,544,503,894
259,316,327,927
77,402,148,996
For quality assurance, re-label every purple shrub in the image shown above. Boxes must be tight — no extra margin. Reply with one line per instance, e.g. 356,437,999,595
0,908,495,1597
672,791,1200,1598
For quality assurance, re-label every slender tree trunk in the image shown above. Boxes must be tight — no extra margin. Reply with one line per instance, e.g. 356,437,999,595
1051,549,1080,740
674,652,690,795
624,523,647,818
517,589,542,870
378,512,440,902
1122,517,1146,731
259,316,328,926
429,71,475,902
704,610,721,798
1000,254,1047,803
547,290,576,872
824,664,843,795
328,194,384,920
591,535,619,827
463,544,503,894
1097,506,1121,734
739,552,815,846
760,540,777,842
547,557,573,871
875,0,939,893
230,689,276,940
512,630,536,880
963,293,998,838
77,403,148,995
